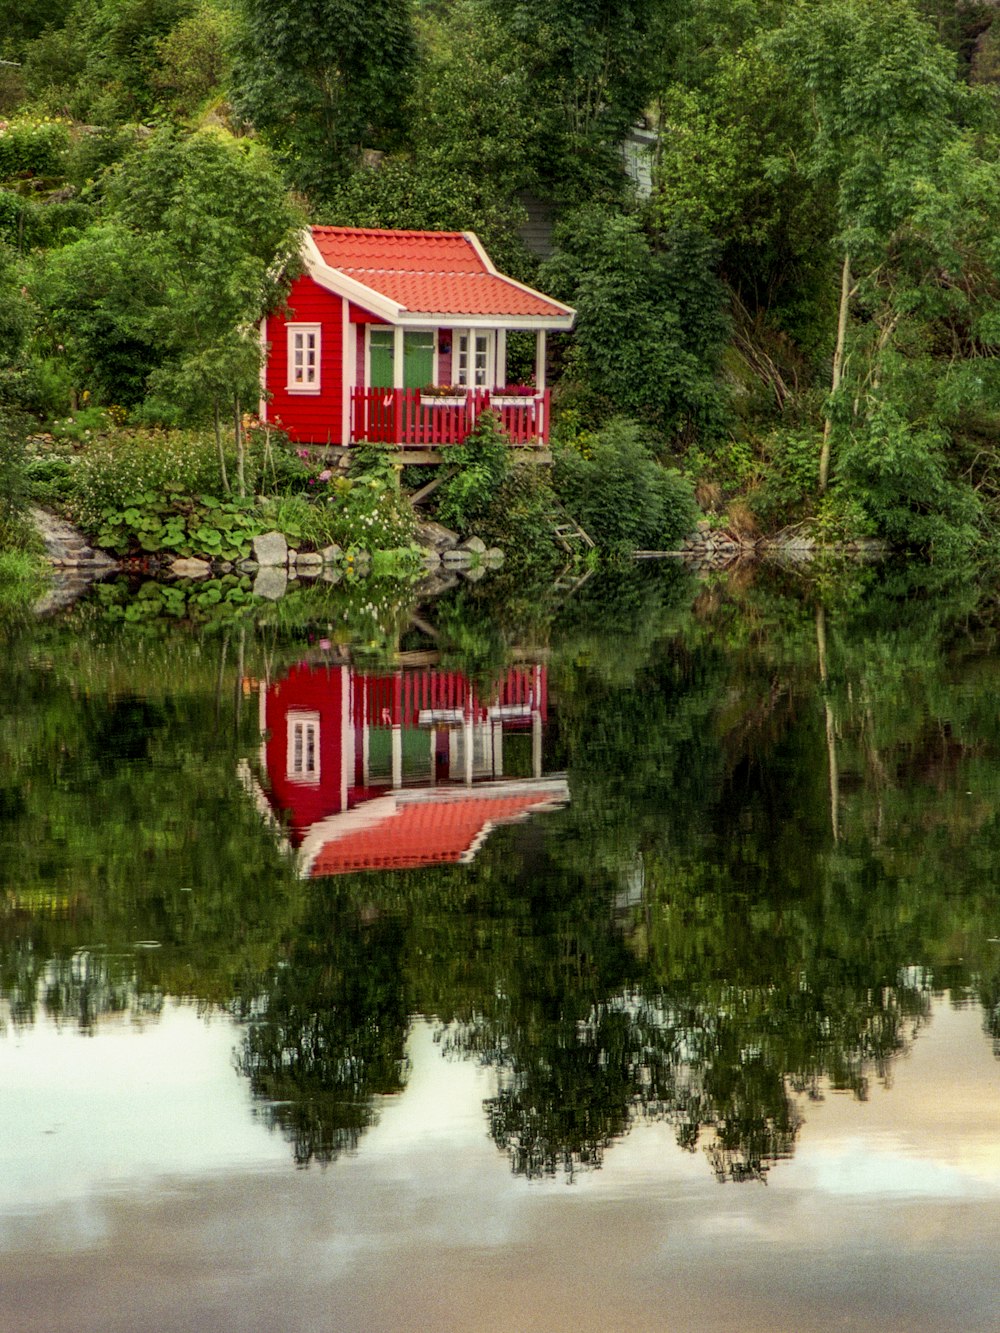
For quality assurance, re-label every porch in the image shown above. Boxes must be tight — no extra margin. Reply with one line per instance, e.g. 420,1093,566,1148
351,387,552,449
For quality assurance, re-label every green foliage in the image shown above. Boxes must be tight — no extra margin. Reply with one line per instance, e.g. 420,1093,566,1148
152,1,236,118
69,430,229,531
553,417,699,553
0,404,31,549
834,404,980,558
231,0,417,201
484,0,658,202
434,413,513,532
0,117,70,181
542,208,729,439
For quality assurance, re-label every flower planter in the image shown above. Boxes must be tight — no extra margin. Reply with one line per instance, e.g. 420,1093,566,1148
420,395,467,407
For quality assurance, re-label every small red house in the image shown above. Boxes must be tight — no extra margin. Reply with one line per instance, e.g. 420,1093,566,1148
261,227,575,453
242,661,568,876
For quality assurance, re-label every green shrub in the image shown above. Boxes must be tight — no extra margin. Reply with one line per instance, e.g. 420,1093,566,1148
70,430,227,530
434,414,512,532
0,405,32,550
553,417,699,553
835,406,980,558
0,118,71,180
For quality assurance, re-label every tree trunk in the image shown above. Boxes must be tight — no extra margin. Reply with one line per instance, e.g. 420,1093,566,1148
214,399,230,495
234,396,246,499
820,251,852,496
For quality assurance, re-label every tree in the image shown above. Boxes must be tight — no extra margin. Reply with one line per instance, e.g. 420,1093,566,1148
231,0,417,202
484,0,659,202
109,129,302,486
768,0,962,495
542,207,728,437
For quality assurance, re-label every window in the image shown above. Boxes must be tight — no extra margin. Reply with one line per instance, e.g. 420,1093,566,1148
456,332,492,388
287,712,320,782
287,324,321,392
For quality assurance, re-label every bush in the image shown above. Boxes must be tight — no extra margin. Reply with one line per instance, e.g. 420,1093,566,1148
553,417,699,553
0,118,71,181
69,429,228,531
435,414,513,532
0,405,32,550
835,405,980,558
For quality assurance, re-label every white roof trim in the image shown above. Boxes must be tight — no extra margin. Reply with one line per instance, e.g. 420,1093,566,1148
301,230,402,321
462,230,576,320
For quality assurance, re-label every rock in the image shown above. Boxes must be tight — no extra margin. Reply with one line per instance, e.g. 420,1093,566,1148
442,548,473,567
253,566,288,600
216,561,233,574
321,567,343,584
415,520,459,551
420,549,441,569
320,544,343,564
294,551,324,570
237,559,259,573
483,547,505,565
296,566,320,580
461,564,486,581
252,531,288,567
170,557,211,578
416,571,460,596
457,534,487,554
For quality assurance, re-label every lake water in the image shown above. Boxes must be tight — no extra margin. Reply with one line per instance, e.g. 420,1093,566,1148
3,561,1000,1332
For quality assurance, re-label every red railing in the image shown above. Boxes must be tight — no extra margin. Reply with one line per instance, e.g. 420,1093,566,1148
355,667,547,729
350,388,550,447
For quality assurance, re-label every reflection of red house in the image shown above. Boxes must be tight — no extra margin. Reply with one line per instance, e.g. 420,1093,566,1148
245,663,567,876
262,227,575,451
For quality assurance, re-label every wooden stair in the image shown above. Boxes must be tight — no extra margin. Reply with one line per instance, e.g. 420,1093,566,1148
547,502,594,554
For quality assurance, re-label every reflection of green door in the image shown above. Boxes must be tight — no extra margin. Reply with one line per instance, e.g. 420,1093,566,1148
404,332,434,389
369,329,435,389
370,328,394,388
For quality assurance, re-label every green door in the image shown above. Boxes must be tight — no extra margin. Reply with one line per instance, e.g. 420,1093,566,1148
369,329,434,389
369,328,394,388
403,331,434,389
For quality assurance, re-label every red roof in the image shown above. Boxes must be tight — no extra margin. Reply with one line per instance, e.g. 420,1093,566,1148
309,792,558,876
309,227,571,320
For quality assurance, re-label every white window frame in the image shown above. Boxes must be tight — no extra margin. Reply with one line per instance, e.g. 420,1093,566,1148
287,711,321,783
287,323,321,393
455,331,494,388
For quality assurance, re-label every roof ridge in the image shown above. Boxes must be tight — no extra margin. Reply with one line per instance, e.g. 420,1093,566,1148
311,225,466,239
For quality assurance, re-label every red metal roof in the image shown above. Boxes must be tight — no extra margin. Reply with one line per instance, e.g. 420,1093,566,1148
309,792,557,876
310,226,570,319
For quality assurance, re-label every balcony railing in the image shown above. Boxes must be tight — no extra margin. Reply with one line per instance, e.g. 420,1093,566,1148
351,388,550,448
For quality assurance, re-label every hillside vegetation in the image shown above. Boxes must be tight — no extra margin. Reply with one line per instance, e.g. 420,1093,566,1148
4,0,1000,558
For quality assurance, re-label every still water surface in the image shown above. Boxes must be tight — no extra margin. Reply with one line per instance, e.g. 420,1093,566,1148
2,562,1000,1331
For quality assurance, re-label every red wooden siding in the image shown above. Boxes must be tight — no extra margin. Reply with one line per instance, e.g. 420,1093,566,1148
264,664,346,836
265,275,344,444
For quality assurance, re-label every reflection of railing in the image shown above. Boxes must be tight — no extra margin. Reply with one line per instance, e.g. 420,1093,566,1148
355,667,547,728
351,388,550,447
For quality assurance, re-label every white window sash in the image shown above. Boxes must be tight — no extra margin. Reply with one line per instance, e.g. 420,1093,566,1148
287,324,321,393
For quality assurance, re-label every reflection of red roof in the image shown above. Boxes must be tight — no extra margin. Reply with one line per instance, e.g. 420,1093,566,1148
309,792,558,876
310,227,572,320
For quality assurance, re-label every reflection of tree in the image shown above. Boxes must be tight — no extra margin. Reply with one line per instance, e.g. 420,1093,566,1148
236,885,410,1166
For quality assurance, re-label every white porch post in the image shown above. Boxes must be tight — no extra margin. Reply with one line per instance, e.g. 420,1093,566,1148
393,326,404,390
496,329,507,389
341,302,352,445
391,726,402,789
534,329,547,392
532,709,543,780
